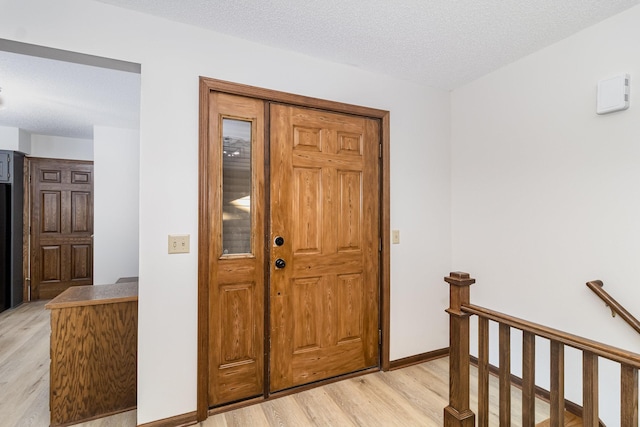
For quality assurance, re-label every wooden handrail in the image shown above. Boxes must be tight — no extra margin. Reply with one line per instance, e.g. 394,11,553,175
587,280,640,335
462,303,640,368
445,272,640,427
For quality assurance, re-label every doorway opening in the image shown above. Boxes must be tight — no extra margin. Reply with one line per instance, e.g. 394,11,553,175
0,38,141,302
197,78,390,421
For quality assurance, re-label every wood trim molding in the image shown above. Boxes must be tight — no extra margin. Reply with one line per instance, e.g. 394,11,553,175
137,411,198,427
198,77,388,118
197,77,391,420
208,396,266,417
22,157,30,302
388,348,449,371
196,77,211,422
262,101,272,398
380,112,391,372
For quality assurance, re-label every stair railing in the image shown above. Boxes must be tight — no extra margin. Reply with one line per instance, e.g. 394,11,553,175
586,280,640,335
445,271,640,427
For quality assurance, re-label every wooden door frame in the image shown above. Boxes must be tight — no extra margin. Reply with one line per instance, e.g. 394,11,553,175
23,157,30,302
197,77,390,421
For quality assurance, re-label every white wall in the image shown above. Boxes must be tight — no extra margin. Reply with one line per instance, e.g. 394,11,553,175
452,5,640,425
0,125,20,150
0,129,88,158
0,1,452,423
93,126,139,285
29,133,93,160
18,129,30,153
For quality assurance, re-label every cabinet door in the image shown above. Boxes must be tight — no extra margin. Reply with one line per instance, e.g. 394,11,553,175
0,152,9,182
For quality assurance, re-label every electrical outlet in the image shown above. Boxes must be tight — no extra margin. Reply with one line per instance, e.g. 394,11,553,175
392,230,400,244
168,234,190,254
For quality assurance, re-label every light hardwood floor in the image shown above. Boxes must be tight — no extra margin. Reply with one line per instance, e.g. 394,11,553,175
1,301,552,427
202,358,551,427
0,300,50,427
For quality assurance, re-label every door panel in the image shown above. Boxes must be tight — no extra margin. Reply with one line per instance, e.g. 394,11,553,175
30,158,93,300
269,104,380,392
71,244,92,279
42,191,61,232
292,167,321,253
207,93,265,407
71,191,91,232
41,246,61,280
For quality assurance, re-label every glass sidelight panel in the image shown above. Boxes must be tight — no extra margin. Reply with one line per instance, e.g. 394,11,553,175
222,118,252,255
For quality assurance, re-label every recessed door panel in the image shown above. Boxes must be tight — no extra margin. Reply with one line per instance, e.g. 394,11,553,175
71,191,91,233
41,191,61,233
292,276,323,352
293,126,322,152
338,171,362,251
292,167,322,254
337,132,363,156
71,244,92,280
337,273,364,343
41,246,61,282
220,283,255,364
41,170,61,183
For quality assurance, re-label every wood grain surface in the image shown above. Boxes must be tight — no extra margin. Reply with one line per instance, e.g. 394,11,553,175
586,280,640,335
205,357,554,427
206,92,265,407
48,294,137,426
197,78,392,420
269,104,380,393
0,300,51,427
454,271,638,427
45,282,137,309
29,158,94,300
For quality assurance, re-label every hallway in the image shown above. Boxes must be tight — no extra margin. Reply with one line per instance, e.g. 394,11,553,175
0,301,553,426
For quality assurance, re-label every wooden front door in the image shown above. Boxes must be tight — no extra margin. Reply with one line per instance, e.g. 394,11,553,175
203,86,382,412
29,158,93,300
269,104,380,392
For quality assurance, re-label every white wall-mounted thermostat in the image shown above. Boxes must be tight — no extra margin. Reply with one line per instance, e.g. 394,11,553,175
597,73,630,114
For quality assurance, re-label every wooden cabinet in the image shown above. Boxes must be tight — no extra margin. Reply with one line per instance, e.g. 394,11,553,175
46,282,137,426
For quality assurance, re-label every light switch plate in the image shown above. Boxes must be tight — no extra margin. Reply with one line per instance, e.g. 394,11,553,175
392,230,400,244
168,234,190,254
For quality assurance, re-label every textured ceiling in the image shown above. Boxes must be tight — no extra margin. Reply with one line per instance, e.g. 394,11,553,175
97,0,640,90
0,46,140,140
2,1,639,140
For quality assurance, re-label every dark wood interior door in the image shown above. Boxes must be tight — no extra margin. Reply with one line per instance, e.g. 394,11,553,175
30,158,93,300
269,104,380,392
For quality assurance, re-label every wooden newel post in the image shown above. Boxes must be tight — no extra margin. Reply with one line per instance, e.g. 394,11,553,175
444,271,476,427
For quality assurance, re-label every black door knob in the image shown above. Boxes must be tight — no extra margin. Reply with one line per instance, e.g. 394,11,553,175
274,236,285,246
275,258,286,269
